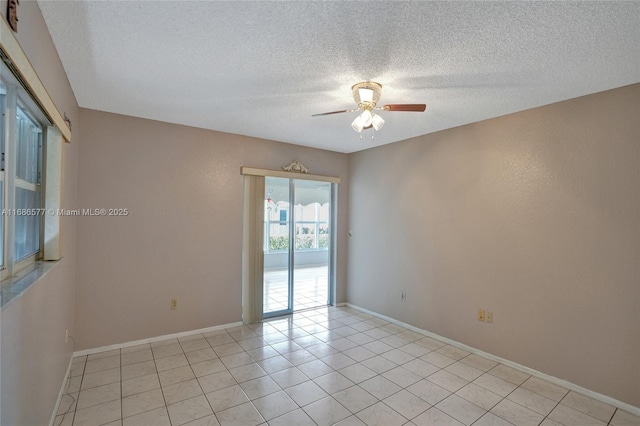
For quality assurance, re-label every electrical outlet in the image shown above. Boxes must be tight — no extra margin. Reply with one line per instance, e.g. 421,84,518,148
65,328,68,343
401,291,407,303
171,299,177,310
486,311,493,323
478,309,485,321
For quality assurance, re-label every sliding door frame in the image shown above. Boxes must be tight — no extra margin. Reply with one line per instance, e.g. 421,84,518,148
241,167,340,323
261,176,295,319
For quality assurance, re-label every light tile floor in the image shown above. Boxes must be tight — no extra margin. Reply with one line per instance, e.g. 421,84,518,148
55,306,639,426
264,266,328,313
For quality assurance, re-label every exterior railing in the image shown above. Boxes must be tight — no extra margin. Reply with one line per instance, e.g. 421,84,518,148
264,220,329,253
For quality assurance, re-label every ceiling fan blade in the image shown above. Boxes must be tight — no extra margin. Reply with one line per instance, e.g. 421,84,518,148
382,104,426,112
311,109,355,117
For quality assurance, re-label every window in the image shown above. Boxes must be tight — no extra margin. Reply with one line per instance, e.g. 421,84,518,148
264,200,330,252
1,77,46,277
0,18,68,292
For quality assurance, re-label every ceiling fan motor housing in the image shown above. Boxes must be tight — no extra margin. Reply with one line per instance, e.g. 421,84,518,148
352,82,382,110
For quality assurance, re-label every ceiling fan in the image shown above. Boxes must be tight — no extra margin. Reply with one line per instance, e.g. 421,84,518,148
312,81,426,138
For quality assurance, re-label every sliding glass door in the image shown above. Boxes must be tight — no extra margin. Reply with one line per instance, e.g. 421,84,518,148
263,177,333,317
263,177,291,315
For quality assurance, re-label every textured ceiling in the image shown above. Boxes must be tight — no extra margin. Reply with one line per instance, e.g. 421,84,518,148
38,1,639,153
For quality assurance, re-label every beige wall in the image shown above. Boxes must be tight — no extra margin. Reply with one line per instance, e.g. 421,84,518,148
347,84,640,406
0,1,80,425
1,2,636,419
76,109,349,350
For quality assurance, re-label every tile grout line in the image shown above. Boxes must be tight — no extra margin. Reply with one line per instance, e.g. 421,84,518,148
608,407,617,425
325,314,562,426
347,302,640,418
187,332,227,426
70,356,87,426
152,345,172,426
66,306,637,426
181,336,205,424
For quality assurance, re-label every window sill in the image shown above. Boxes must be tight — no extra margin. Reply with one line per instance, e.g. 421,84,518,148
0,260,60,310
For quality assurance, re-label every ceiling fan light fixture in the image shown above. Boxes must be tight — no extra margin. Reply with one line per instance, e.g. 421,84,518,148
371,113,385,131
360,109,373,127
352,82,382,108
358,88,374,103
313,81,425,139
351,115,364,132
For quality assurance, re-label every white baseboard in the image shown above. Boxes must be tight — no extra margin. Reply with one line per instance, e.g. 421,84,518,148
49,356,73,426
58,307,639,417
345,303,640,416
53,321,244,423
73,321,243,357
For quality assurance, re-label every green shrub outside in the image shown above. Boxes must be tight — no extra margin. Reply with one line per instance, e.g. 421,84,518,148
268,235,330,251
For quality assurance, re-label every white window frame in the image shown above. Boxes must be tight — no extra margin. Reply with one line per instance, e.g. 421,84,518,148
0,16,70,282
0,78,46,279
